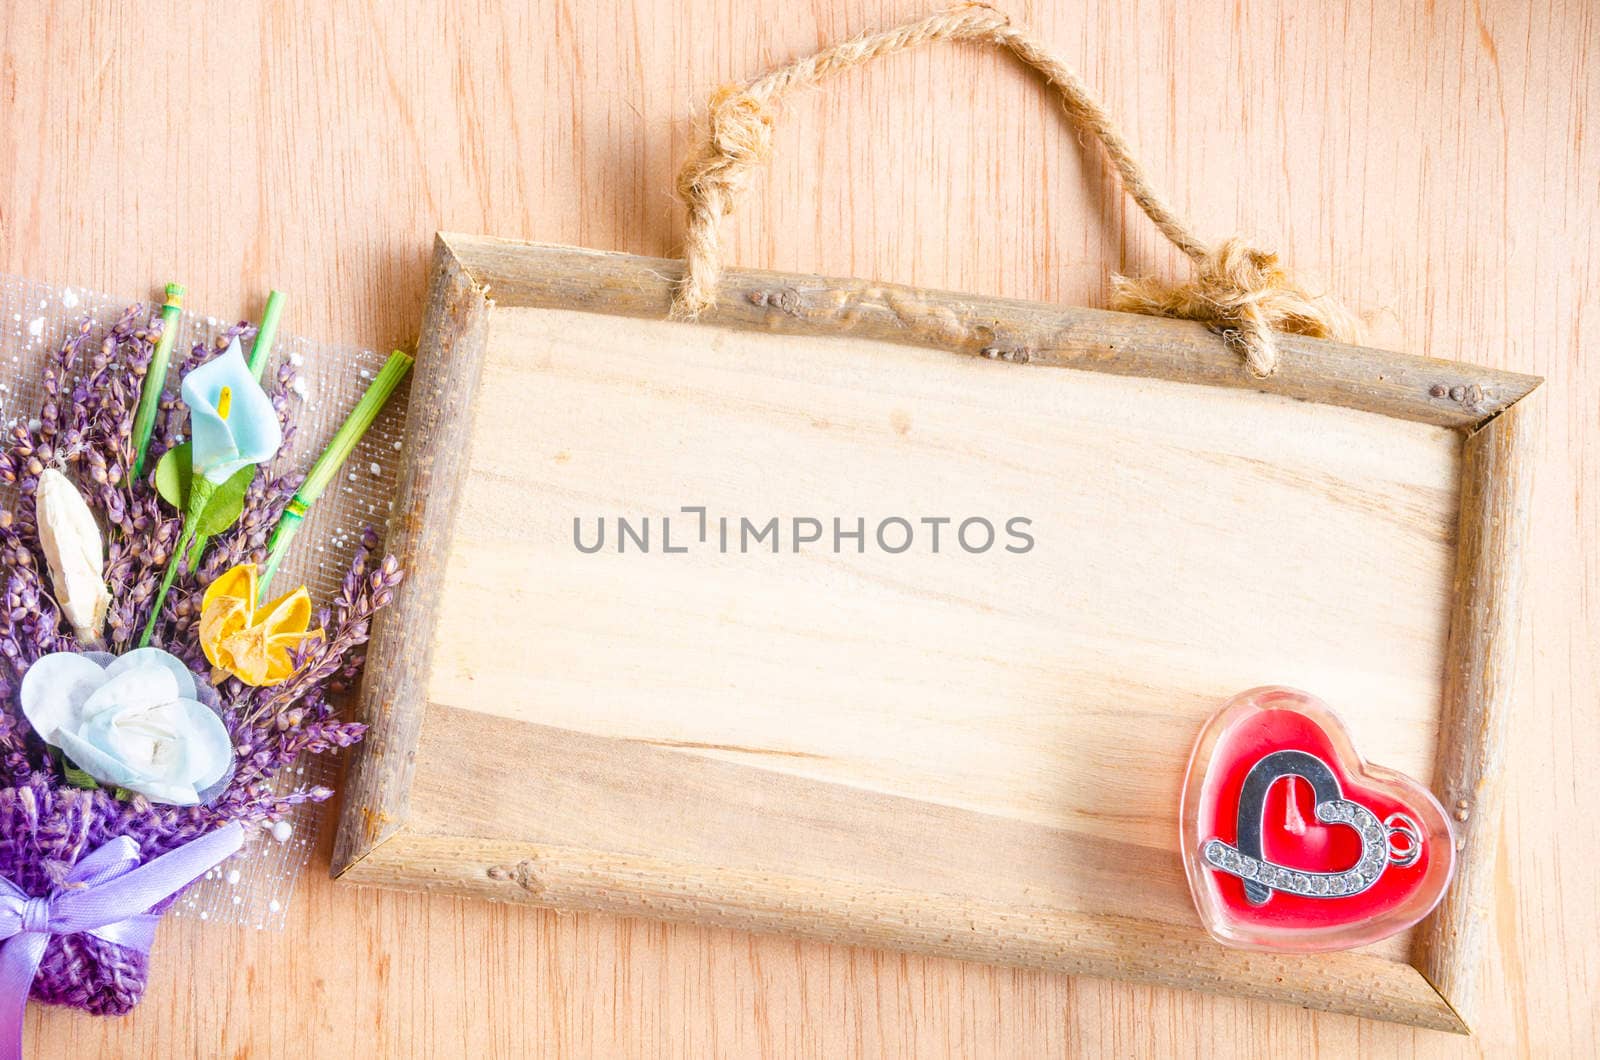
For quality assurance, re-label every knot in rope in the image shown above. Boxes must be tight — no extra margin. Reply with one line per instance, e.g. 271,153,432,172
1111,237,1360,376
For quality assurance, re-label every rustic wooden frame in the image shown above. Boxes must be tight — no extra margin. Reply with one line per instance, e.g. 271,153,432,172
333,232,1540,1034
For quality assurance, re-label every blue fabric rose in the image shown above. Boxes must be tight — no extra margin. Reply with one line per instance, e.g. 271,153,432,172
19,648,234,805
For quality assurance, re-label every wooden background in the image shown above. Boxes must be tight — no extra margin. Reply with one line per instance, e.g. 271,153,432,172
0,0,1592,1055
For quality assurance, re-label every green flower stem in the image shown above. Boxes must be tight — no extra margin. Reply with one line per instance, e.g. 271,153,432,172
257,507,303,601
257,350,413,601
131,283,185,479
249,289,286,381
139,476,216,648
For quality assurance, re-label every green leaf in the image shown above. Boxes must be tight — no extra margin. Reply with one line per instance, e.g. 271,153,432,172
193,464,256,537
113,787,133,802
62,761,100,789
152,443,254,571
153,442,193,510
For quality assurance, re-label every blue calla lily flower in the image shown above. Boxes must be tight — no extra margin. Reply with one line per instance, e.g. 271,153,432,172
180,337,283,483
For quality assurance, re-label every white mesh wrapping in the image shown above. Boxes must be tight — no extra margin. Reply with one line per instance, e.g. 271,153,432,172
0,273,407,929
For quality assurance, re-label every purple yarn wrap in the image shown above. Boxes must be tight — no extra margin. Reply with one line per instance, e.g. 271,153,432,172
30,930,146,1017
0,779,223,1015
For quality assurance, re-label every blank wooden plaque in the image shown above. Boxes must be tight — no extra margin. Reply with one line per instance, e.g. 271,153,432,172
334,233,1540,1033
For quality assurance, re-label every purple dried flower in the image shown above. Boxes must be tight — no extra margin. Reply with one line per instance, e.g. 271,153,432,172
0,307,403,1024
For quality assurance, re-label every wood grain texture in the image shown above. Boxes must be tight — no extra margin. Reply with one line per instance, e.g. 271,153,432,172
0,0,1593,1055
444,236,1541,429
1412,394,1538,1026
361,709,1462,1031
331,235,493,876
336,236,1482,1028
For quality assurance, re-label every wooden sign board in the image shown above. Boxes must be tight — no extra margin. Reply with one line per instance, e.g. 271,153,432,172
335,233,1539,1033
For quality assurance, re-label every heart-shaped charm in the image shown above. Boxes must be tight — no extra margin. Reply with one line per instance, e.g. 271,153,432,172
1180,686,1455,951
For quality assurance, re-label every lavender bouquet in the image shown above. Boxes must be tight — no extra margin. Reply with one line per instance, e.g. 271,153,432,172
0,288,408,1056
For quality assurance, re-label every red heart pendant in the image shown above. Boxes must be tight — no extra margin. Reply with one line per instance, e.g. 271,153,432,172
1180,686,1455,951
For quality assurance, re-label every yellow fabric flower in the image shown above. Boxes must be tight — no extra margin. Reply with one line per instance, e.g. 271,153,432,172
200,563,321,686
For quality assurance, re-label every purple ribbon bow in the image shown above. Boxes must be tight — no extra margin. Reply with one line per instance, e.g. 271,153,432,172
0,822,242,1060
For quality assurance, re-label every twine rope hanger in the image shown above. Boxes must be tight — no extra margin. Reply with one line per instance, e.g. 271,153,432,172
672,2,1358,377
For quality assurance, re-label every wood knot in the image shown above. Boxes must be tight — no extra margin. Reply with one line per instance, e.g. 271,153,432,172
749,288,802,315
1429,382,1487,409
980,345,1032,364
486,859,545,894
